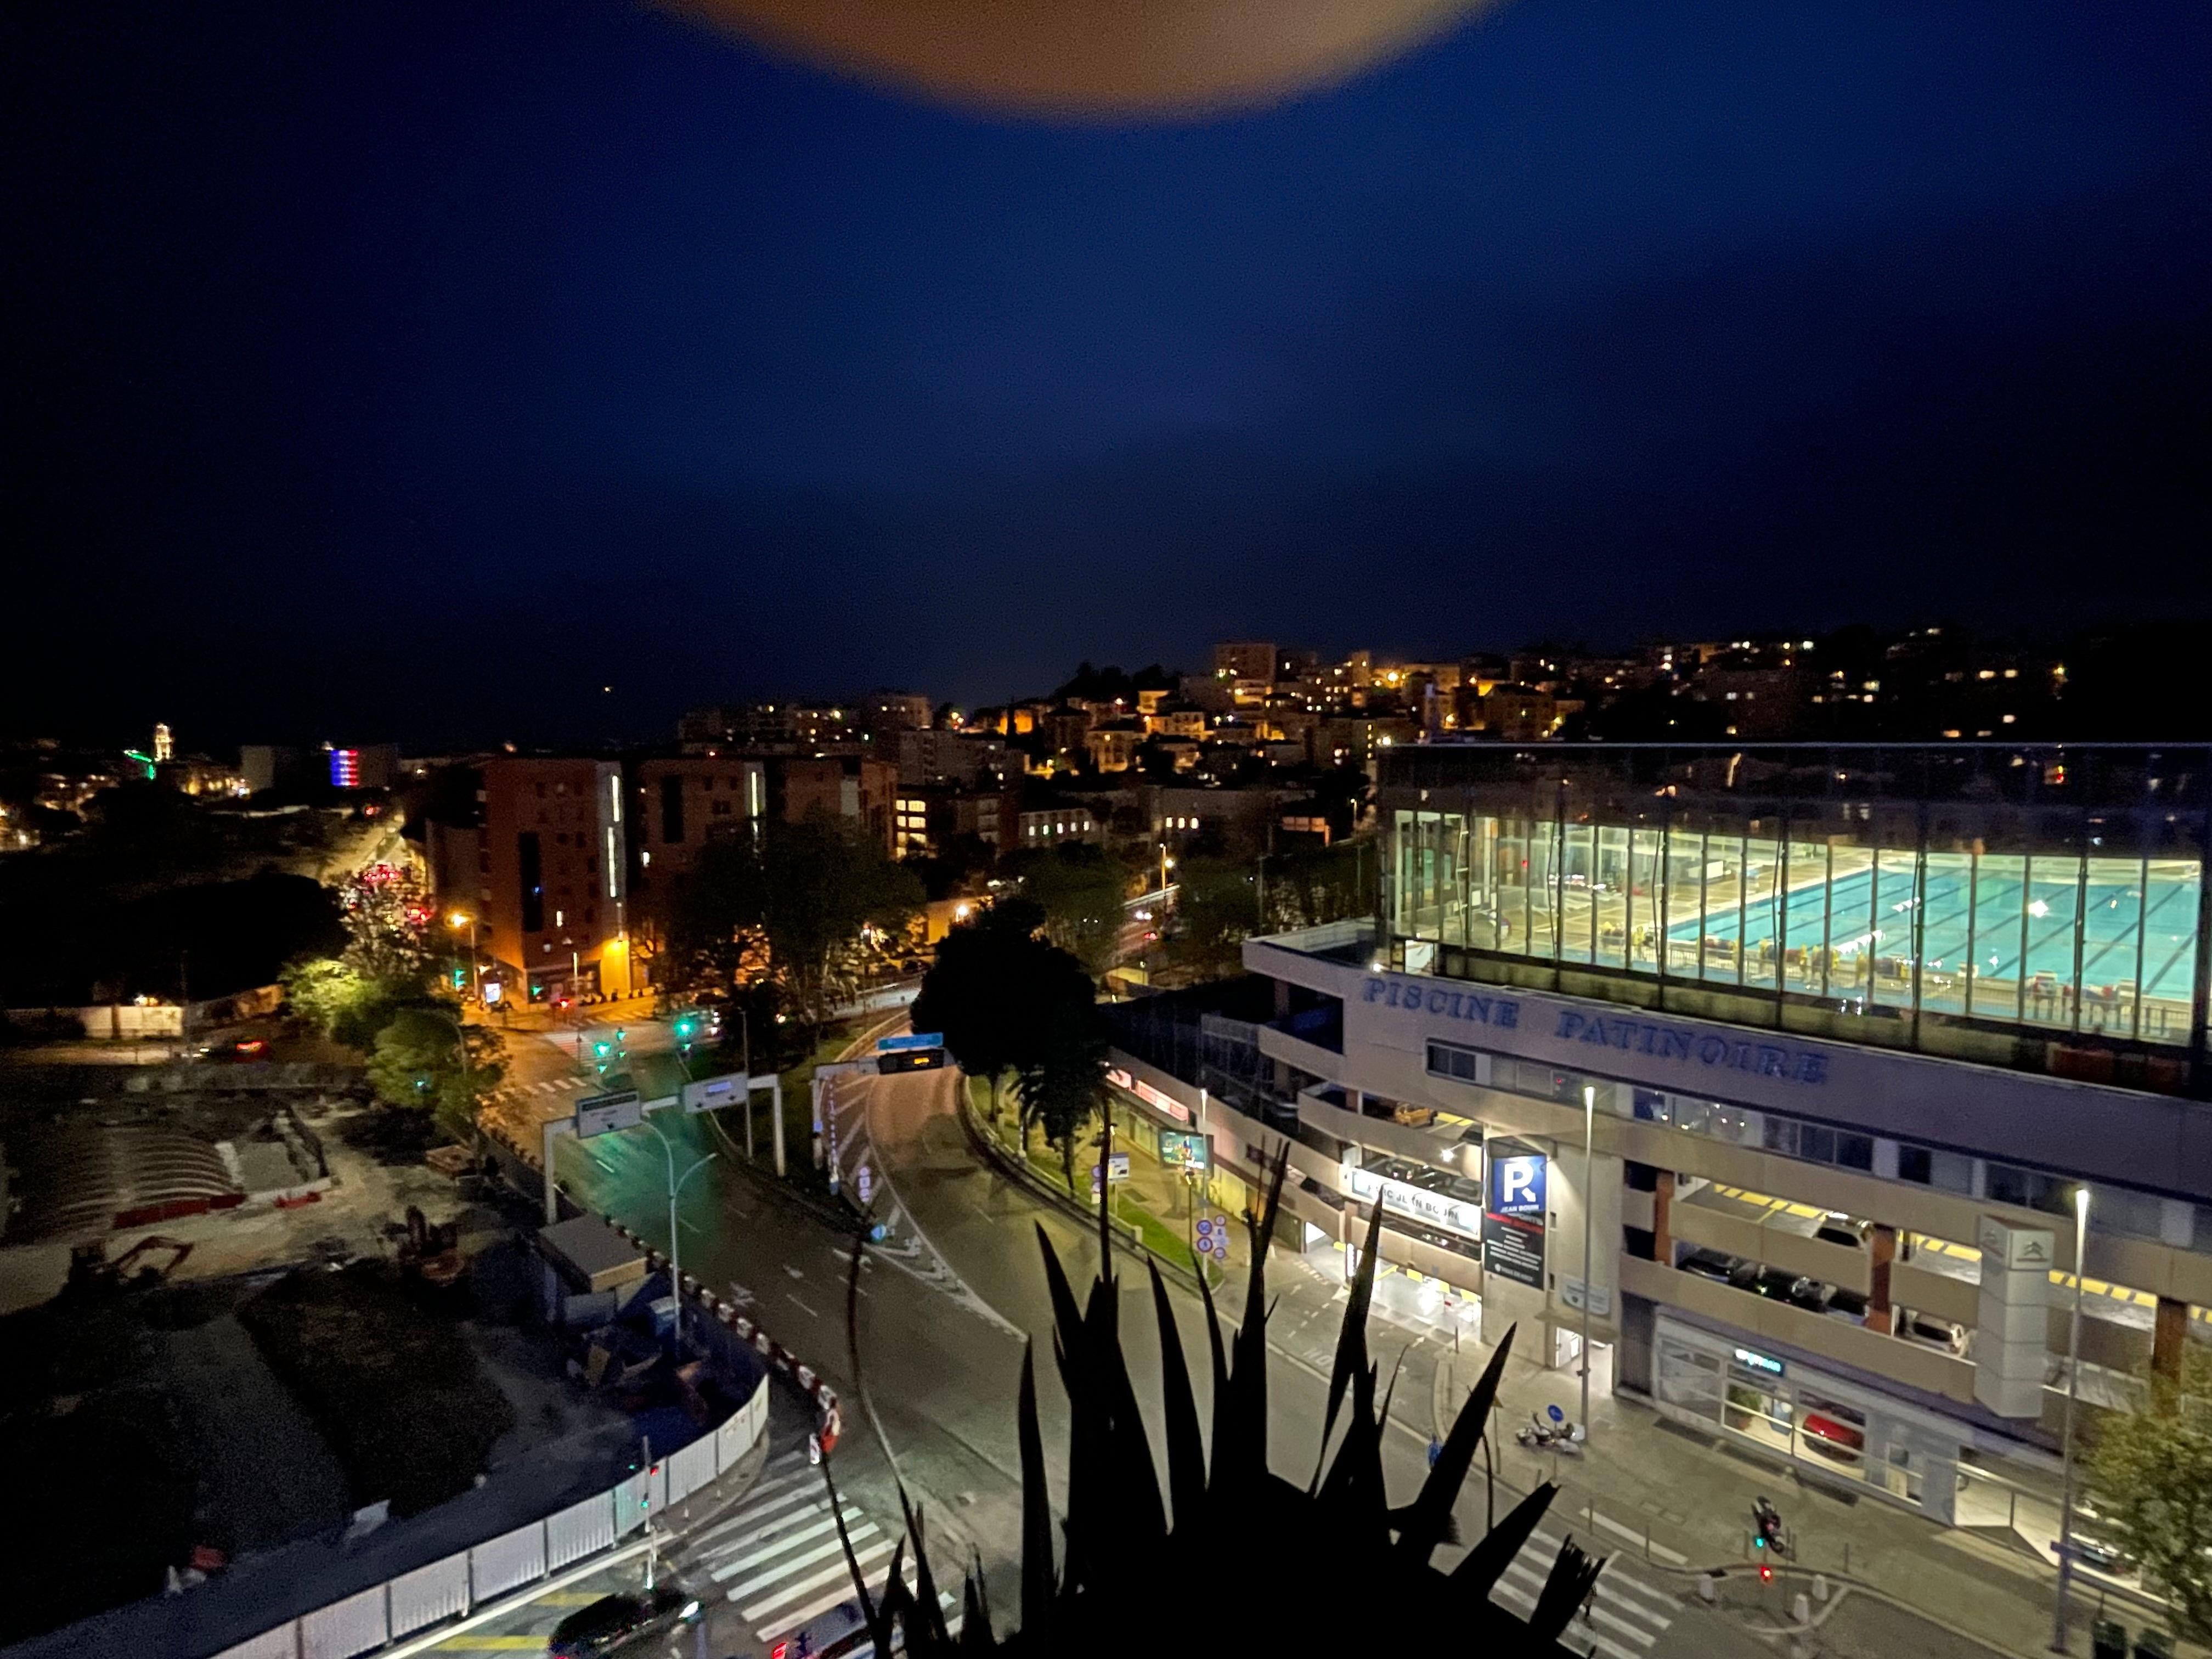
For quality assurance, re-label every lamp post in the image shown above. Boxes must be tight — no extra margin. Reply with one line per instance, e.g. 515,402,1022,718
446,912,478,1002
645,1116,717,1357
1580,1082,1596,1436
733,1003,754,1160
2050,1184,2091,1654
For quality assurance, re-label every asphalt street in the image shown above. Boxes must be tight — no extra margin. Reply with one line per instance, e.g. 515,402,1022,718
511,1022,1733,1658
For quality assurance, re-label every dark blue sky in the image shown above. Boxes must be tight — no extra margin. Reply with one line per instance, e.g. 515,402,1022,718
9,0,2209,747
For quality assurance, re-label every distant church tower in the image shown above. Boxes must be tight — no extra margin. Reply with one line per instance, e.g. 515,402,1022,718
153,723,174,763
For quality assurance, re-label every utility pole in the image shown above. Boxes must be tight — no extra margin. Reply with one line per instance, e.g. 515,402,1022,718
738,1005,754,1161
645,1117,716,1358
2051,1186,2091,1653
1581,1082,1595,1436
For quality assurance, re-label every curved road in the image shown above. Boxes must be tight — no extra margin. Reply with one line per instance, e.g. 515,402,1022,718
527,1017,1742,1658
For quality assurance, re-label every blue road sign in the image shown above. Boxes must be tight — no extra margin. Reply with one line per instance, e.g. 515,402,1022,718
1547,1404,1566,1424
876,1032,945,1053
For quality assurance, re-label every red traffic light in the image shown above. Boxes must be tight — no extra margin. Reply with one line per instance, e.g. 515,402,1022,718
1759,1564,1773,1583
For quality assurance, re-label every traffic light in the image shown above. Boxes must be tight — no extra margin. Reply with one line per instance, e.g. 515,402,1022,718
1758,1563,1773,1583
592,1039,613,1075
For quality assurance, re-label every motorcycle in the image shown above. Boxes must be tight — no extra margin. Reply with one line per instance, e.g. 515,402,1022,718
1515,1412,1585,1453
1752,1497,1792,1559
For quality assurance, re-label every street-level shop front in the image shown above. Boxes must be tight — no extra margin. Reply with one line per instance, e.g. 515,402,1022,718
1651,1314,2061,1532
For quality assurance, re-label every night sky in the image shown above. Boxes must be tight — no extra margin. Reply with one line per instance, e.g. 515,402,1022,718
9,0,2209,749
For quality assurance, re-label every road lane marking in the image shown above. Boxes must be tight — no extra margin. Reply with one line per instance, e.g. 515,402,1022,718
1590,1507,1689,1566
787,1293,818,1318
710,1510,878,1578
720,1521,887,1596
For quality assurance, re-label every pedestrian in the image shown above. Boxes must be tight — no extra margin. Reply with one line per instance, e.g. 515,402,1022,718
1582,1582,1598,1624
1426,1436,1443,1469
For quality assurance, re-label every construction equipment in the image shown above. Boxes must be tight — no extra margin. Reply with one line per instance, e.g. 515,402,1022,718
397,1205,465,1288
68,1234,194,1293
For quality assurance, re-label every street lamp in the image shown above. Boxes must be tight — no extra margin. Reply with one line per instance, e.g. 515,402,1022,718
1580,1082,1595,1437
2051,1184,2091,1654
644,1116,717,1357
446,912,478,1002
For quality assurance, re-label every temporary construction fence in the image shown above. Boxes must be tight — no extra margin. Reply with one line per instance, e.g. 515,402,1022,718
208,1375,768,1659
598,1213,846,1454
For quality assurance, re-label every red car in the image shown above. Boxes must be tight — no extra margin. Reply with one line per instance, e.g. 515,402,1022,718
1801,1412,1865,1460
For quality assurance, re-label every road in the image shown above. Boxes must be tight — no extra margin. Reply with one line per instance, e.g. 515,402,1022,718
506,1020,1732,1658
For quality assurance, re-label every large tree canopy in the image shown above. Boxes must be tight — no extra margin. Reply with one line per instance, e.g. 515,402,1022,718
667,814,923,1028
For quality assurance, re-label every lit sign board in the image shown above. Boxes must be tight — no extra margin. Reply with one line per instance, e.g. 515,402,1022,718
1105,1066,1192,1124
1346,1165,1482,1239
329,748,360,789
1733,1347,1785,1378
682,1074,743,1115
575,1091,642,1138
1160,1131,1210,1170
1483,1148,1547,1290
876,1032,945,1053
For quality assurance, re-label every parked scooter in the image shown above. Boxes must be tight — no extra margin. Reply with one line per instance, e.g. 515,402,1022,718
1515,1411,1586,1453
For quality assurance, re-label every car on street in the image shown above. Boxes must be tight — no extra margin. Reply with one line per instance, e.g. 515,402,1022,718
546,1584,702,1657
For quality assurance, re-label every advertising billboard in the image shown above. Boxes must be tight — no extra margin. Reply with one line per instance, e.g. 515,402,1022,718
1483,1143,1547,1290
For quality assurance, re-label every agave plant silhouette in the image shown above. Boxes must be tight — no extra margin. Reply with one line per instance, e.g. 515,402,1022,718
827,1134,1604,1655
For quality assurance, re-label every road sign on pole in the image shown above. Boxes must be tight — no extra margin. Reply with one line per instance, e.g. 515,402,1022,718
857,1164,873,1206
575,1091,642,1137
874,1032,944,1054
681,1073,744,1114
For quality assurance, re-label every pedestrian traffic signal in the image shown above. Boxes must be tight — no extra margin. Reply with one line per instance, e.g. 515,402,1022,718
1758,1563,1773,1583
1753,1533,1764,1549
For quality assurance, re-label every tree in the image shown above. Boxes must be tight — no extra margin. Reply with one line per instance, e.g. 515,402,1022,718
1007,843,1131,975
365,1006,505,1133
912,899,1047,1120
2090,1350,2212,1645
666,815,922,1030
1155,853,1257,984
1015,988,1112,1191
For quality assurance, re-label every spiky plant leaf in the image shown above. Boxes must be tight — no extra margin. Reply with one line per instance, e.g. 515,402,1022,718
1448,1480,1561,1596
1144,1261,1208,1532
1530,1536,1605,1643
1015,1343,1055,1631
1316,1186,1387,1487
1397,1324,1516,1565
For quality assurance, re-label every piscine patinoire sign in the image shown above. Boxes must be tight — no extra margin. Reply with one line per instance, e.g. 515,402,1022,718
1360,974,1833,1088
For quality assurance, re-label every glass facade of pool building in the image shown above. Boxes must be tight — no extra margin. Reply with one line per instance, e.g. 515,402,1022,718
1380,744,2210,1093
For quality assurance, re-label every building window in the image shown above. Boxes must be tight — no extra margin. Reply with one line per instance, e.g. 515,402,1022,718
1424,1040,1481,1082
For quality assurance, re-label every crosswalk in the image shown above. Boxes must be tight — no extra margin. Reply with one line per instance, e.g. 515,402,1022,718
686,1452,960,1653
1481,1528,1680,1659
503,1076,585,1100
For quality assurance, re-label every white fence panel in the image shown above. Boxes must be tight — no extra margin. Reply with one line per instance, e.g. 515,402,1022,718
300,1584,388,1659
715,1396,754,1472
387,1551,470,1638
213,1626,298,1659
470,1520,547,1602
668,1434,717,1504
613,1470,652,1536
545,1492,616,1571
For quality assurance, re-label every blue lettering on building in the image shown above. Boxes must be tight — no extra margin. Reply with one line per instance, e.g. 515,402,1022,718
1368,975,1830,1086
